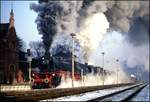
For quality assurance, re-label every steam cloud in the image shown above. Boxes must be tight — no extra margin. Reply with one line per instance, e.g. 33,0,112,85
57,72,130,88
89,32,149,79
30,0,149,81
30,0,149,60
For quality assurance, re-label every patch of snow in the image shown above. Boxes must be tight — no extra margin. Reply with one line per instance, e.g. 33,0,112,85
130,84,150,101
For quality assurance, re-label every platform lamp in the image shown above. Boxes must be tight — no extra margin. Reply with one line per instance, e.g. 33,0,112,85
101,52,105,85
27,49,32,85
70,33,76,88
116,59,119,85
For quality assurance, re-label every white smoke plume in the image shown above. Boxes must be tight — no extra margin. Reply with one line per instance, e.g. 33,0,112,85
57,71,130,88
76,12,109,62
88,31,149,80
80,0,149,45
51,3,110,62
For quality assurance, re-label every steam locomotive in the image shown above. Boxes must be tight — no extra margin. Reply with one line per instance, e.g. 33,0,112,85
31,70,81,88
31,57,109,88
30,46,110,88
31,55,86,89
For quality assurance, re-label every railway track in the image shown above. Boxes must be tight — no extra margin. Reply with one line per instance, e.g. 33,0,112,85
40,83,147,101
129,84,149,101
88,83,147,101
1,83,134,101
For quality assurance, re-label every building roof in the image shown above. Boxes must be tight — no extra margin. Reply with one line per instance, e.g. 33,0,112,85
0,23,9,40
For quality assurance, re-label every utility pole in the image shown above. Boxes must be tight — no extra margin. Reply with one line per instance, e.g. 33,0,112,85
71,33,76,88
116,59,119,85
101,52,105,85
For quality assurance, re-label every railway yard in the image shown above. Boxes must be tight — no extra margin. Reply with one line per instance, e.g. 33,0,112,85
1,83,149,101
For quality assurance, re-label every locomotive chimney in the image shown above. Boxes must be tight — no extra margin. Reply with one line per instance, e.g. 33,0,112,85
39,0,48,3
85,62,88,66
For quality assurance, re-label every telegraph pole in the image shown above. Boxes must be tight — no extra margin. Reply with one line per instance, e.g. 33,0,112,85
101,52,105,85
116,59,119,85
71,33,75,87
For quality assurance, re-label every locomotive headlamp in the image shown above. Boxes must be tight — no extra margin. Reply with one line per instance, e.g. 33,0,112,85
32,73,35,77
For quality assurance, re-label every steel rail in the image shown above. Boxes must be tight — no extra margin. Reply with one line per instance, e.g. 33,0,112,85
87,83,146,101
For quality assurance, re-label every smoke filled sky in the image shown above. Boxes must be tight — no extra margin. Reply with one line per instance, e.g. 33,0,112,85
1,1,149,49
1,1,42,48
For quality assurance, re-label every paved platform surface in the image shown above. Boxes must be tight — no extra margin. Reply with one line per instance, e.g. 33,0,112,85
0,84,31,91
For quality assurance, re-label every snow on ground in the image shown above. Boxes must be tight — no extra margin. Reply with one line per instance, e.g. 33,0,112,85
101,84,146,101
41,84,141,101
130,84,150,101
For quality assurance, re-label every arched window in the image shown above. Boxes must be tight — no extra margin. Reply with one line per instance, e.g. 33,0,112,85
9,64,15,71
9,42,15,49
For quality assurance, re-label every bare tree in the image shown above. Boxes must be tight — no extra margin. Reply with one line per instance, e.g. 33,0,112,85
16,35,26,52
29,41,45,58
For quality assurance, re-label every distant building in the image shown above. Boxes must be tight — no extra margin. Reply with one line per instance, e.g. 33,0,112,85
0,9,19,84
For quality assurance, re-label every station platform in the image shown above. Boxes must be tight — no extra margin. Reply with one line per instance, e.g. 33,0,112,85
0,84,31,92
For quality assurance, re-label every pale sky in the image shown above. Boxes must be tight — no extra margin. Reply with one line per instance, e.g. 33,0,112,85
1,1,42,49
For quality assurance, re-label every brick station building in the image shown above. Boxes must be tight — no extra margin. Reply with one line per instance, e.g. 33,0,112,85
0,9,19,84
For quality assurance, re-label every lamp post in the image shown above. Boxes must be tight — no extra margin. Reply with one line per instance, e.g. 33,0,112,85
81,69,84,86
71,33,76,87
116,59,119,85
27,49,32,85
101,52,105,85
